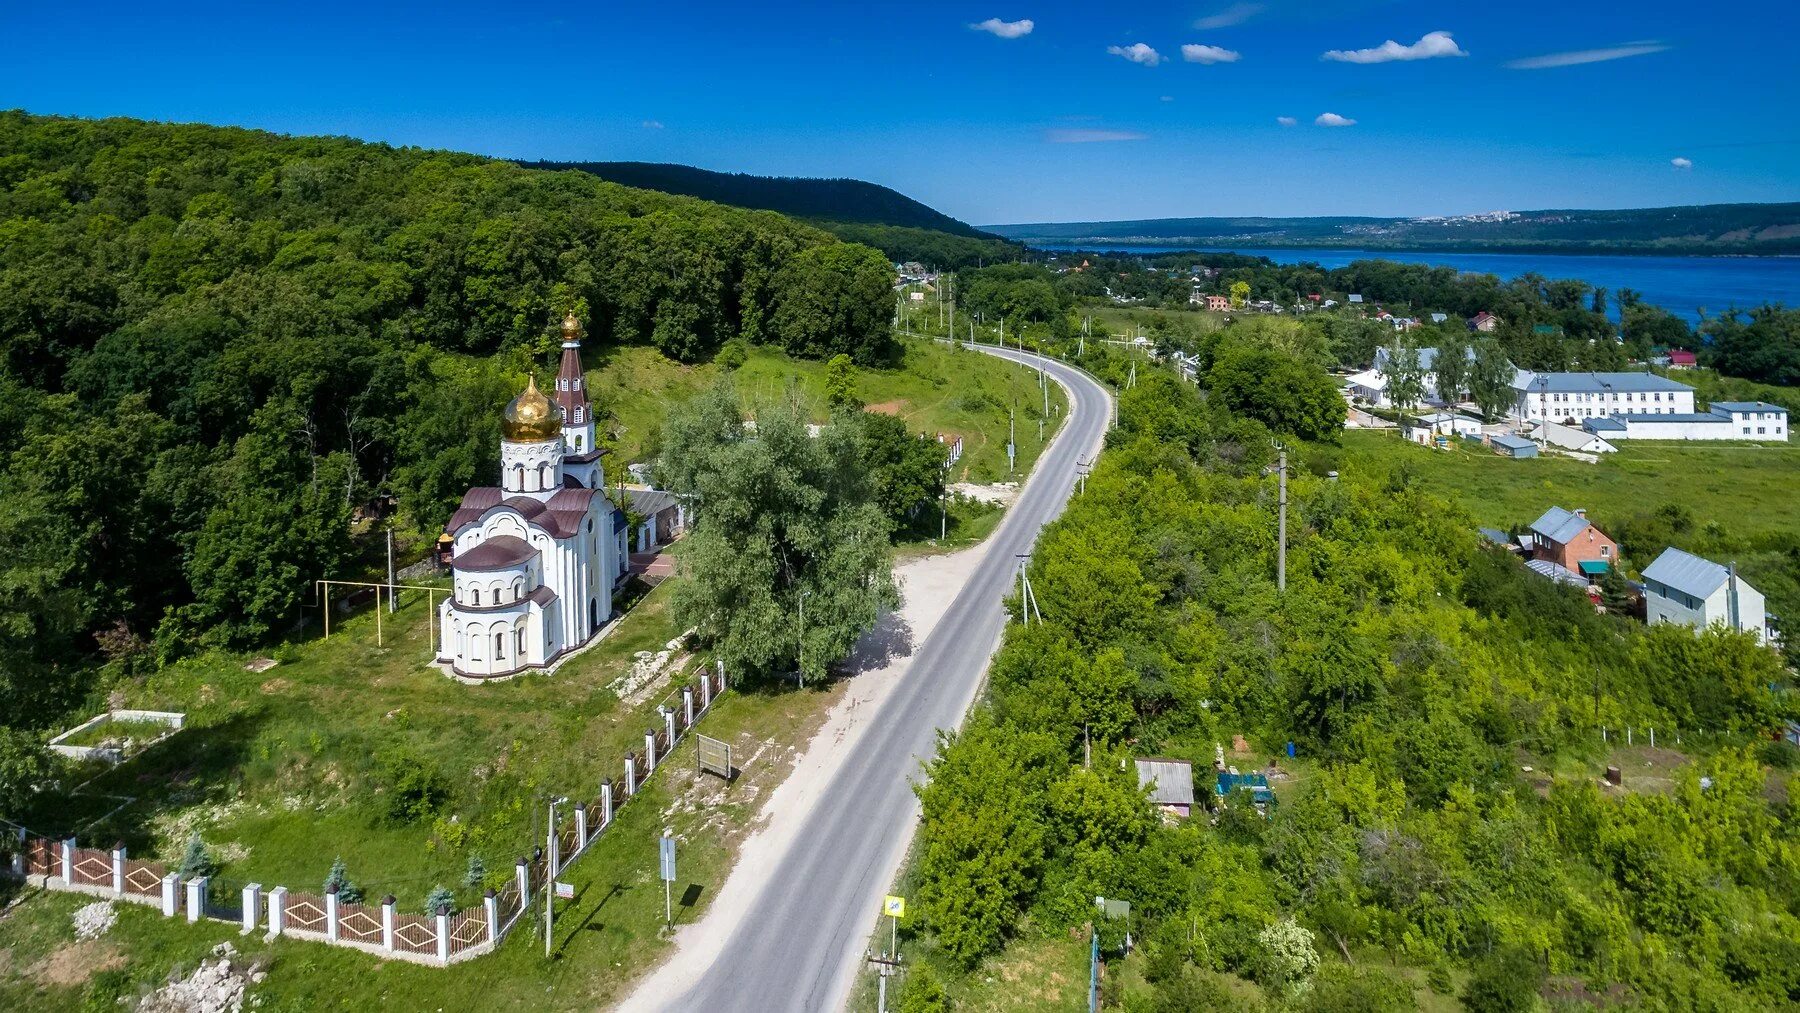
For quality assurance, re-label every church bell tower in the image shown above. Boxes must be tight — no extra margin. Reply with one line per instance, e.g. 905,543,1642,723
555,312,603,489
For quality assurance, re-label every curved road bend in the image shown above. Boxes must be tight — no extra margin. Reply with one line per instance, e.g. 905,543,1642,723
634,345,1111,1013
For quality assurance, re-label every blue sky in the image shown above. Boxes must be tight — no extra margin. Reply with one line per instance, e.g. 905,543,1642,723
4,1,1796,224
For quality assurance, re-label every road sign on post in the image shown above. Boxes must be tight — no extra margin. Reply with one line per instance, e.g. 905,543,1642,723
659,828,676,925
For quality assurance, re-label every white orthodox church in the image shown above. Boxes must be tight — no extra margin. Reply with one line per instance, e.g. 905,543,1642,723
437,314,628,679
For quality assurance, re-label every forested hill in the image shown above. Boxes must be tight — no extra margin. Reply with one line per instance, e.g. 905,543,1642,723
530,160,987,237
0,110,895,719
988,202,1800,254
529,161,1022,268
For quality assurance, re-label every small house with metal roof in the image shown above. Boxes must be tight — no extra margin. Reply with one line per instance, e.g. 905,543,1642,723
1642,547,1769,645
1135,758,1195,818
1489,433,1537,458
1527,506,1616,576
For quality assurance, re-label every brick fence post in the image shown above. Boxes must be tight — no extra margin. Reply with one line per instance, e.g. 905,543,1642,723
484,889,499,945
683,687,694,728
702,667,713,710
434,910,450,963
664,707,677,747
59,838,74,885
242,884,261,934
624,756,637,796
112,842,126,896
718,658,727,692
268,886,287,936
601,782,613,826
575,805,588,851
325,886,340,943
160,873,181,917
514,858,529,907
382,895,397,952
9,828,22,877
644,730,657,773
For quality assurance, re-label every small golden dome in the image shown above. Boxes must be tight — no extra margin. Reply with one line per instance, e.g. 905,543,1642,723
561,312,583,341
502,375,563,442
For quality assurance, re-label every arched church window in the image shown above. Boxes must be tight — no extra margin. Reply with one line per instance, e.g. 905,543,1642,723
472,588,481,606
513,465,524,488
494,631,505,659
513,580,523,600
539,463,552,488
515,626,526,656
574,433,583,451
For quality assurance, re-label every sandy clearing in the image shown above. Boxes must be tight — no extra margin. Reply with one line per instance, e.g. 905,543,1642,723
614,539,991,1010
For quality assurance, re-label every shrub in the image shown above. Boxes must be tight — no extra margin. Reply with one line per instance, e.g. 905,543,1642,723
374,747,450,824
424,884,455,916
324,856,363,904
177,833,216,880
714,339,747,369
464,854,487,890
1462,946,1544,1013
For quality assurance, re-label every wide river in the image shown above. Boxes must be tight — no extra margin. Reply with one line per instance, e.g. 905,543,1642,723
1029,244,1800,325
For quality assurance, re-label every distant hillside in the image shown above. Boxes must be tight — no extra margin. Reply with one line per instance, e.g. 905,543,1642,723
988,203,1800,255
530,160,989,237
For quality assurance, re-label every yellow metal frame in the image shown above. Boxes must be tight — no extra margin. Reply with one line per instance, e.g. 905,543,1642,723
315,579,448,651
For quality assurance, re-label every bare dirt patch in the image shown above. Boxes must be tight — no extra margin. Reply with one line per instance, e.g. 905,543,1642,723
30,939,124,987
865,399,908,417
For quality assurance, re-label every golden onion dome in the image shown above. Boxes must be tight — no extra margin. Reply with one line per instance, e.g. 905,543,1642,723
501,375,564,442
561,312,583,341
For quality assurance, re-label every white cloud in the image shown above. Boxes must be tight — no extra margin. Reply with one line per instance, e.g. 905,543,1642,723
1046,128,1148,143
1323,30,1467,64
1107,43,1163,67
1276,116,1298,127
970,17,1034,39
1671,157,1693,170
1505,41,1669,69
641,120,664,130
1181,44,1241,65
1315,112,1356,127
1194,2,1264,29
1160,95,1175,102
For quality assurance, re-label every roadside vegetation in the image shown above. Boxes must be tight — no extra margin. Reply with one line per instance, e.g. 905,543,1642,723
880,317,1799,1012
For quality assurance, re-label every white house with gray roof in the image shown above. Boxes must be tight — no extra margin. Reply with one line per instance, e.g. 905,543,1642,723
1642,547,1768,645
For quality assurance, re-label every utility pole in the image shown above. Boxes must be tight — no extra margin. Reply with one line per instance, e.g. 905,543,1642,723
545,796,565,958
1276,446,1288,594
1007,409,1016,475
386,528,396,613
797,590,811,688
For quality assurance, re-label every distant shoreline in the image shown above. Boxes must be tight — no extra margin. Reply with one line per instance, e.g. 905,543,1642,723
1015,241,1800,260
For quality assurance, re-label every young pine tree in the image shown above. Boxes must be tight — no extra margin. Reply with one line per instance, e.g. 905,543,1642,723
424,884,456,916
177,833,215,880
324,857,362,904
464,854,486,890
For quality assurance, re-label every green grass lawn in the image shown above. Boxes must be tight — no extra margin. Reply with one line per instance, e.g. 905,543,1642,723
1304,430,1800,543
588,335,1067,485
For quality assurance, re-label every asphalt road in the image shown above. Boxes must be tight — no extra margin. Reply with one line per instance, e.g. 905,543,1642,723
658,344,1111,1012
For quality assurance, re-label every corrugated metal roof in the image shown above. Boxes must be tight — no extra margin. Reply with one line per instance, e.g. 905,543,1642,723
1511,371,1692,394
1642,547,1730,599
1610,413,1727,423
1491,434,1536,450
1135,759,1195,807
1711,401,1788,413
1478,526,1511,546
1525,558,1589,587
1529,506,1590,544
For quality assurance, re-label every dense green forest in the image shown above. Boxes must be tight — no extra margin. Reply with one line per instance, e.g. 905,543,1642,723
0,111,895,727
988,202,1800,255
902,337,1800,1011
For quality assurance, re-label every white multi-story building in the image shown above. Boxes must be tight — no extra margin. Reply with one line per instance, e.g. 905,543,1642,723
1642,547,1769,645
1510,371,1696,424
436,314,629,679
